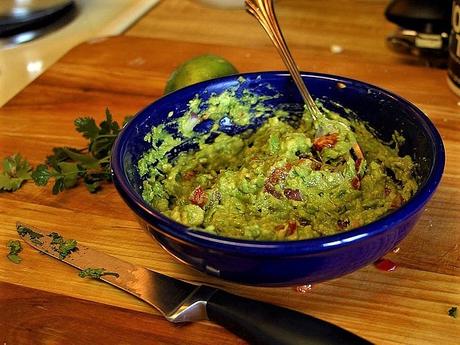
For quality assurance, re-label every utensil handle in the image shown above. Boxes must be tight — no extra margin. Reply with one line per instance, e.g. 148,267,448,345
245,0,319,116
206,290,372,345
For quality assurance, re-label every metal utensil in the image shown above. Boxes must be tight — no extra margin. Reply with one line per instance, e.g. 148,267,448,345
245,0,364,161
245,0,318,116
18,222,371,345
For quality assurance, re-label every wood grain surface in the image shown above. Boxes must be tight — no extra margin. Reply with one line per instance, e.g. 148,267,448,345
1,281,243,345
1,1,459,344
126,0,420,66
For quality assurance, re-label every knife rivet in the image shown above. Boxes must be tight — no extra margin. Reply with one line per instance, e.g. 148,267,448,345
205,265,220,277
294,284,313,294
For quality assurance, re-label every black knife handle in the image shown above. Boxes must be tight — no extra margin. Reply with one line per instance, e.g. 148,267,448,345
206,290,373,345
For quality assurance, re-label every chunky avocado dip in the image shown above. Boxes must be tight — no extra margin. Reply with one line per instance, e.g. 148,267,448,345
137,85,418,241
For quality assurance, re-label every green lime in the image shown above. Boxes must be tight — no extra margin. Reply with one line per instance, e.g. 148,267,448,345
164,54,238,94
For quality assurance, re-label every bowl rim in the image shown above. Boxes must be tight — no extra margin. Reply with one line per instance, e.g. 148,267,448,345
111,71,445,256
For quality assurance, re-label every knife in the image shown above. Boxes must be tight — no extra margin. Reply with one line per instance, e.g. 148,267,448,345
17,222,372,345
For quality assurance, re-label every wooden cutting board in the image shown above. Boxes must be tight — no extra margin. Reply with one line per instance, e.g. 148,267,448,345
0,36,459,344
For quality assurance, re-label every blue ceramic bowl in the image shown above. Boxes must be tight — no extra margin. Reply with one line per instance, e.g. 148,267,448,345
111,72,444,286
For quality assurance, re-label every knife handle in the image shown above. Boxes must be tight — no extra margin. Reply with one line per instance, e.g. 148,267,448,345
206,290,373,345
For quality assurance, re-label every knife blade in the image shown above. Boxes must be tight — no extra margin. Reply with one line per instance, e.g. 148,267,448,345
17,222,372,345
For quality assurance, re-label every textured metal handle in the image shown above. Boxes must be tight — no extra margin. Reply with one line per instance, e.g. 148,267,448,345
245,0,320,116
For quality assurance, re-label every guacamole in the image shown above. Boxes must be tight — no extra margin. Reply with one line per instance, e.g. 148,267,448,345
138,86,418,241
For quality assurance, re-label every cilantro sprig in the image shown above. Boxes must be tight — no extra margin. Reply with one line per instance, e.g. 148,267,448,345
29,109,131,194
6,240,22,264
1,109,131,195
0,154,33,192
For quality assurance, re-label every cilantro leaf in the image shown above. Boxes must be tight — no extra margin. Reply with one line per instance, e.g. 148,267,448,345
32,164,52,186
79,268,119,279
99,108,120,135
74,117,99,141
32,162,83,193
449,306,458,318
17,224,44,245
6,240,22,264
57,239,78,259
0,154,33,192
17,225,43,239
52,178,65,195
48,232,62,244
58,162,81,189
83,179,101,193
46,147,84,168
46,232,78,259
60,148,99,168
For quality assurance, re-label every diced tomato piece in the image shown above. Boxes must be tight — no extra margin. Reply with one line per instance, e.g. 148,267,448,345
391,194,404,209
311,161,322,171
267,162,293,185
265,163,297,200
267,167,286,185
264,183,282,199
313,133,339,151
287,221,297,236
189,186,208,208
284,188,302,201
284,162,293,171
351,177,361,190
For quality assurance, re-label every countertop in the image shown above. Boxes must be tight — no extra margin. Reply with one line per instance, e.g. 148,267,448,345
0,0,160,106
1,1,459,344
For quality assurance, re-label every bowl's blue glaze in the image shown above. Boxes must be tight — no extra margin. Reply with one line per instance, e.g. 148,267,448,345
111,72,445,286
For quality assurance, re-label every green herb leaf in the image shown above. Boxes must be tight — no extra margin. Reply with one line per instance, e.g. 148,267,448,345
52,178,65,195
99,108,119,135
48,110,131,193
7,253,22,264
48,232,62,245
46,232,78,259
449,306,458,318
57,239,78,259
17,224,44,245
84,180,101,193
58,162,81,189
10,109,133,195
0,154,33,192
6,240,22,264
32,164,52,186
79,268,119,279
74,117,100,141
46,147,83,168
60,148,99,168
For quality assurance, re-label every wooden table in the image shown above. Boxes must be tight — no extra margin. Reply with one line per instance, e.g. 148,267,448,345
1,1,459,344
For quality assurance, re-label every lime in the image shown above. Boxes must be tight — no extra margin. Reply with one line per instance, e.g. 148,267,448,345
164,54,238,94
